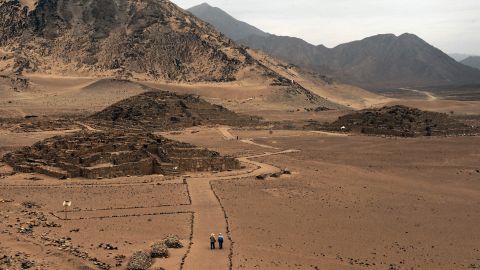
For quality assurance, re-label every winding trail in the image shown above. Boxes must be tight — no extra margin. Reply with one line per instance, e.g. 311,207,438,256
398,88,438,101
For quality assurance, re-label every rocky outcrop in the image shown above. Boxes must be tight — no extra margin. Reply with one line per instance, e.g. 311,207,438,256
0,0,258,81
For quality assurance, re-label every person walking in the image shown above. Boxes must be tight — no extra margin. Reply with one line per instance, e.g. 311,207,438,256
218,233,224,249
210,233,216,249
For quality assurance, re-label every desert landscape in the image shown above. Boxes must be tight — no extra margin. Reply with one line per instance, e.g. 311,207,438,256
1,0,480,270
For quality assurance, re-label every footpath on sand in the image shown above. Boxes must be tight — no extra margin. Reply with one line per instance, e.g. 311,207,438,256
183,129,298,269
182,150,298,270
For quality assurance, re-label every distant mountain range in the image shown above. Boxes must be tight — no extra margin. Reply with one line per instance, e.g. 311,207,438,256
448,53,474,62
187,3,268,41
461,56,480,70
189,3,480,90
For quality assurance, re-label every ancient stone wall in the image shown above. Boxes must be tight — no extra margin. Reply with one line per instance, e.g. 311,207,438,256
3,131,240,179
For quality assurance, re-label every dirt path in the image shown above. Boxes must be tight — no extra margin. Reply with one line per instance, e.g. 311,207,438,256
399,88,438,101
182,149,297,270
217,126,235,140
218,127,281,149
240,139,279,149
75,121,98,131
310,131,350,137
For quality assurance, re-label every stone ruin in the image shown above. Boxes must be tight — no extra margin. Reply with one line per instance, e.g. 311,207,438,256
89,91,260,130
2,131,240,179
311,105,478,137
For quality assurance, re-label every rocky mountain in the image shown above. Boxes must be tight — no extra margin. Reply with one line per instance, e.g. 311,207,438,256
461,56,480,70
0,0,267,82
238,34,329,71
190,4,480,89
0,0,350,111
323,34,480,89
188,3,268,41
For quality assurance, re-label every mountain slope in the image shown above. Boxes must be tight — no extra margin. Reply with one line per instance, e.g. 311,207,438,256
238,34,329,71
190,3,480,89
0,0,389,113
0,0,262,82
188,3,268,41
461,56,480,70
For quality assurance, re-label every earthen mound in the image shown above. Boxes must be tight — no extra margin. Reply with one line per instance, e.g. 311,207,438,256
89,91,260,130
326,105,477,137
2,131,240,179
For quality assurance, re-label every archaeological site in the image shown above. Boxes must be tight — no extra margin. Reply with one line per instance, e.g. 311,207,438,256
3,131,239,179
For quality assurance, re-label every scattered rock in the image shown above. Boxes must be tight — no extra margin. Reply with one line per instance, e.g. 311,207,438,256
24,176,42,181
256,174,268,180
150,243,169,258
21,201,40,209
270,172,282,178
114,255,126,267
163,235,183,249
98,243,118,250
127,251,153,270
20,260,34,269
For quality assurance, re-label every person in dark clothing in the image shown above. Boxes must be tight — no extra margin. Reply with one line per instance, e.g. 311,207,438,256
218,233,224,249
210,233,216,249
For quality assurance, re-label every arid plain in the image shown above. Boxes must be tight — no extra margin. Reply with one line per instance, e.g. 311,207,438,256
0,76,479,270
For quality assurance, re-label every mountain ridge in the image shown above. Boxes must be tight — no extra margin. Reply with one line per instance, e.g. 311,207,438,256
189,3,480,90
187,3,269,41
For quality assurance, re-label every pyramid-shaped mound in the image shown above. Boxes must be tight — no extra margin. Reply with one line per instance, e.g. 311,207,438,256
326,105,477,137
90,91,260,130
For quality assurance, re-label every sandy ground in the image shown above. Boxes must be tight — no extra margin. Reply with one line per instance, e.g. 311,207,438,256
209,131,480,270
0,126,297,270
1,125,480,270
1,75,480,270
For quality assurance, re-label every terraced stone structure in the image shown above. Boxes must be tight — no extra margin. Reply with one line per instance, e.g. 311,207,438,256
90,91,260,130
322,105,478,137
3,131,240,179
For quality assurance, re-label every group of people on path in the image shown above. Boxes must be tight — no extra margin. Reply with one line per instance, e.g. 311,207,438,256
210,233,224,250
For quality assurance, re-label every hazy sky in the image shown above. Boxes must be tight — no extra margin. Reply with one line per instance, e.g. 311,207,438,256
171,0,480,55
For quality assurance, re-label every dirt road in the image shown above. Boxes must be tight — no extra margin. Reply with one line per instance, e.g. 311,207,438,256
399,88,438,101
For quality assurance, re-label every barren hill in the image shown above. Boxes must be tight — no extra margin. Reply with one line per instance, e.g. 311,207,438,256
0,0,261,82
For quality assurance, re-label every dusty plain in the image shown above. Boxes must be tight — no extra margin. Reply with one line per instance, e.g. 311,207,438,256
0,77,480,270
